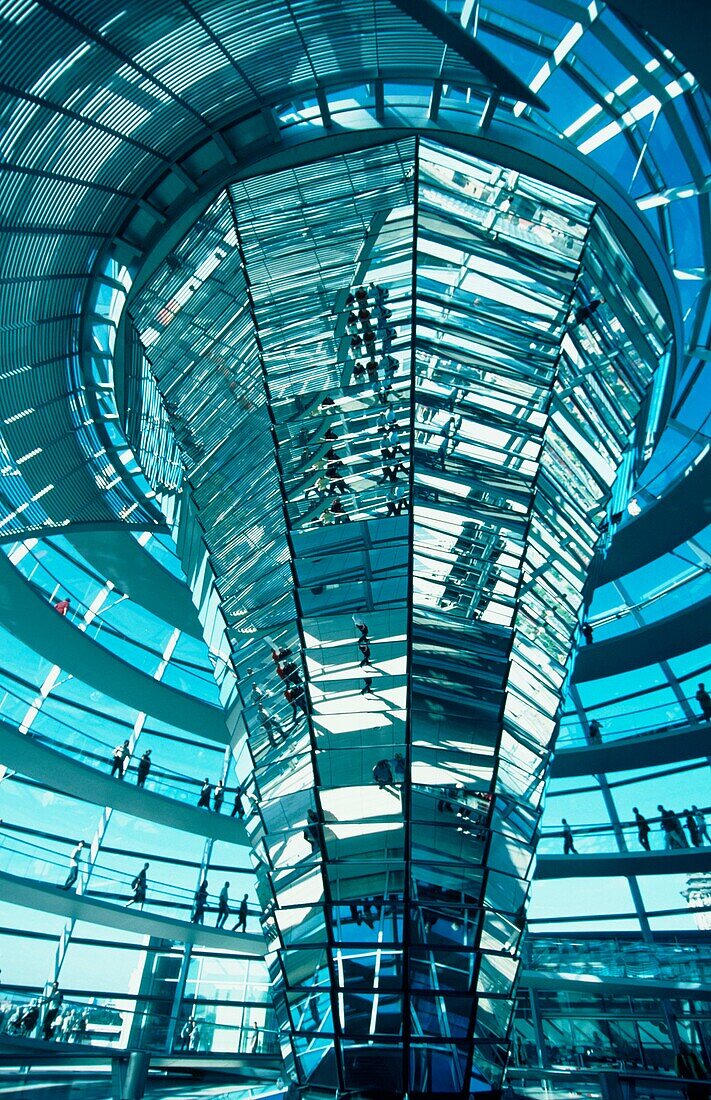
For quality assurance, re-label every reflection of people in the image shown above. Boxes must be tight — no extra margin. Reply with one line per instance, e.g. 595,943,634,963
75,1011,88,1043
373,759,393,788
658,805,688,849
304,810,320,850
353,616,369,642
42,993,62,1041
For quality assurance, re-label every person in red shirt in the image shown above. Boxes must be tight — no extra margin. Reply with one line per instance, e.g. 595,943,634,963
54,597,70,616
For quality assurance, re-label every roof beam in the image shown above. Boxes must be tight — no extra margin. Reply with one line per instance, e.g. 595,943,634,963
388,0,548,110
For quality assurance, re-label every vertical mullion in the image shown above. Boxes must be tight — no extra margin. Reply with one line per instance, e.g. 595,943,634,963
226,190,346,1094
402,133,420,1097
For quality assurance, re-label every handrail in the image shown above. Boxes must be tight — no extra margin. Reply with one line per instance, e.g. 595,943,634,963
0,679,255,808
557,693,708,748
539,803,710,854
0,987,277,1056
5,543,215,687
560,662,711,724
0,823,257,923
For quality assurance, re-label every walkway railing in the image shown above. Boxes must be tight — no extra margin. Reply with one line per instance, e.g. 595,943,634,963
539,805,710,855
0,987,277,1056
557,693,710,749
0,680,254,815
0,820,258,930
520,935,711,985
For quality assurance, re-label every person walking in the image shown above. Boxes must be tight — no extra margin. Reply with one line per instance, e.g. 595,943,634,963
54,597,70,616
216,881,230,929
191,880,209,924
304,809,320,850
562,818,577,854
582,622,593,645
42,989,63,1041
197,779,213,809
692,806,709,845
669,808,689,848
213,781,225,814
573,298,602,326
658,805,688,849
231,785,245,819
110,740,130,779
60,840,85,891
126,863,149,909
588,719,602,743
233,893,249,933
136,750,151,788
633,808,651,851
684,810,702,848
695,683,711,722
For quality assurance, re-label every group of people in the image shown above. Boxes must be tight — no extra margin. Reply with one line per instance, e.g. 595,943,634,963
177,1015,201,1051
0,982,88,1044
346,283,398,383
353,615,381,698
560,805,709,854
57,842,252,932
652,805,709,850
431,413,463,472
348,898,380,928
197,778,226,812
109,741,152,785
315,281,409,526
270,645,309,722
107,740,250,820
190,880,249,933
372,753,405,789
